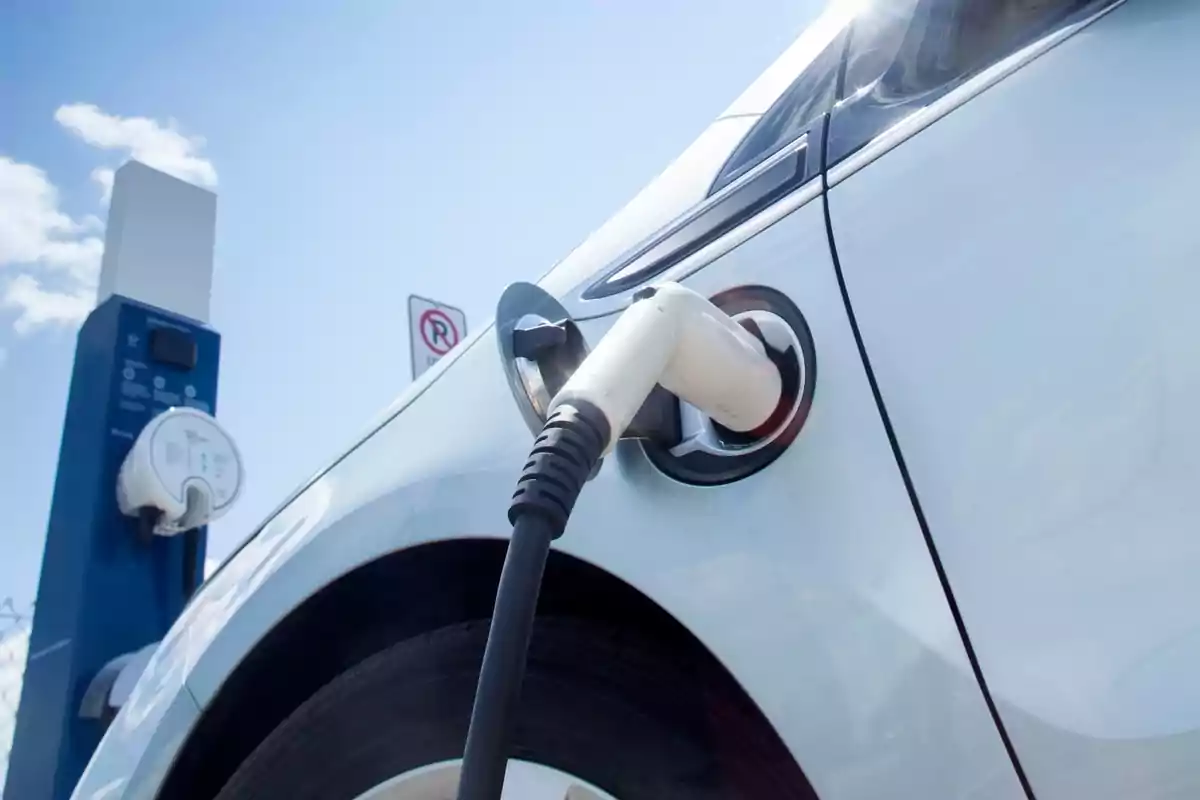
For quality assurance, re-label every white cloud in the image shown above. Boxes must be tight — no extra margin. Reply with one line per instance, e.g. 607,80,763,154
79,215,104,233
2,275,95,335
0,157,102,334
55,104,217,189
0,157,102,284
91,167,114,205
1,103,215,339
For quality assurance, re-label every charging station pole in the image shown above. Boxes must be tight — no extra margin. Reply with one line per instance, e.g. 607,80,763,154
4,162,221,800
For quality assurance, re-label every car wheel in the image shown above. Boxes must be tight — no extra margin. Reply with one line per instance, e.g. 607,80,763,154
214,617,813,799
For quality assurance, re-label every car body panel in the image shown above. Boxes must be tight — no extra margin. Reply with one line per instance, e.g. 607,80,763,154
73,185,1026,799
70,689,196,800
826,0,1200,797
73,1,1198,796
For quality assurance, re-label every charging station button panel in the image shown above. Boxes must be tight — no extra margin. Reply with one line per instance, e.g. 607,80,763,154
149,327,198,370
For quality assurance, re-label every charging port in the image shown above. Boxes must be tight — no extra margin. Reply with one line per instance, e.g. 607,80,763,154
639,285,816,486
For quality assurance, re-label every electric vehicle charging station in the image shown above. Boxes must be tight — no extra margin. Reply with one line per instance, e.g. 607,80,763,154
4,161,241,800
50,3,1200,798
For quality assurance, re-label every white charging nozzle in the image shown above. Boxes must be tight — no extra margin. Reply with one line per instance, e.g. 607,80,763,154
117,406,244,535
547,282,783,453
459,282,784,798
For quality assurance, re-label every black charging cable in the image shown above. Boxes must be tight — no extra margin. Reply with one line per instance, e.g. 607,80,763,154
455,402,610,800
182,527,200,601
136,506,201,603
136,506,162,546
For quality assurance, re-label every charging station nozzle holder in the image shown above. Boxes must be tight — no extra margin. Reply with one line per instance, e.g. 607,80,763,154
117,406,244,538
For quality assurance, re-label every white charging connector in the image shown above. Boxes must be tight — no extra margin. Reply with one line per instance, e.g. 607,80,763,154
547,282,783,452
457,282,787,800
117,406,244,536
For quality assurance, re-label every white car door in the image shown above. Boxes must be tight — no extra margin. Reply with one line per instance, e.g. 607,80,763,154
827,1,1200,798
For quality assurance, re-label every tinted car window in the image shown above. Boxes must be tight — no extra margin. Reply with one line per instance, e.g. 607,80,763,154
841,0,927,102
953,0,1098,77
830,0,1114,164
845,0,1097,100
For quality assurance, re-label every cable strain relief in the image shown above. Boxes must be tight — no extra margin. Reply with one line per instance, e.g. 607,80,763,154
137,506,163,545
508,400,611,538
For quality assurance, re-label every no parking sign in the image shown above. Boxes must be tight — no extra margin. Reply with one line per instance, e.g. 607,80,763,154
408,294,468,379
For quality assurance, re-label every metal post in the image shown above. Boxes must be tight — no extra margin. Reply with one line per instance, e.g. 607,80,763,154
4,162,221,800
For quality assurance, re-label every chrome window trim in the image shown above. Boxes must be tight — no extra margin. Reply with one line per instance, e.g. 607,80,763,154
827,0,1127,189
562,175,824,321
706,26,847,198
706,126,809,197
585,131,811,294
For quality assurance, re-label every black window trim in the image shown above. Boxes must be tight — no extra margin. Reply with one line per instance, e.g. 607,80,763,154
581,131,814,301
707,24,850,198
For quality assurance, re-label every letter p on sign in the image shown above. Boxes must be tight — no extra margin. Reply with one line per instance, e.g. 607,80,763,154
408,294,468,379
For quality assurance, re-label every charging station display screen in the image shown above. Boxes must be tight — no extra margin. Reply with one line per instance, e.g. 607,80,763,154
150,327,198,370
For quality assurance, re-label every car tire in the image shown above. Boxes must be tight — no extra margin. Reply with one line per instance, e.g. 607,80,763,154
213,617,814,799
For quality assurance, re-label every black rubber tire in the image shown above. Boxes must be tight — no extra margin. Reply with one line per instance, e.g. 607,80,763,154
214,618,815,800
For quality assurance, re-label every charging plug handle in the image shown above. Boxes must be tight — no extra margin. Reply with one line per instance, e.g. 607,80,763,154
457,402,610,800
549,283,782,453
458,282,784,800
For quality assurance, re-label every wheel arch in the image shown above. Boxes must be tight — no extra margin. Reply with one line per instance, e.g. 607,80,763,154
156,537,799,799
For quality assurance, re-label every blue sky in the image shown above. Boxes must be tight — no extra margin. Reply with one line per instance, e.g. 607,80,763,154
0,0,815,610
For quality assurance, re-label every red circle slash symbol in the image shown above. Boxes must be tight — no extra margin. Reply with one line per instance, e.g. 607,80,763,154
419,308,459,355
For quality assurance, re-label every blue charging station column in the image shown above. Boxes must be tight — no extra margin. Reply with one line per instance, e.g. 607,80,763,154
4,160,222,800
3,296,220,800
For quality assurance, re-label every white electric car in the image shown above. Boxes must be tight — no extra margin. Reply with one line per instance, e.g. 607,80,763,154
72,1,1200,798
